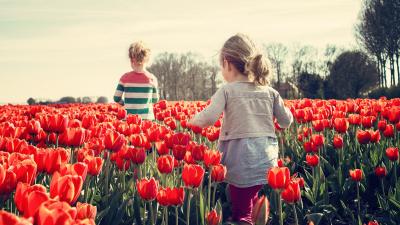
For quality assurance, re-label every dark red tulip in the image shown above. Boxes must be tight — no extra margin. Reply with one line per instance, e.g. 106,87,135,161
281,179,301,203
383,124,394,138
349,169,363,182
125,146,146,165
375,166,387,178
205,209,221,225
356,130,371,145
369,130,381,143
386,147,399,161
306,154,319,167
378,120,387,132
333,135,343,149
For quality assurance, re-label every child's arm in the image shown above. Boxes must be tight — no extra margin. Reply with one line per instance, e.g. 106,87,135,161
114,79,125,105
151,79,159,103
273,92,293,128
189,87,226,128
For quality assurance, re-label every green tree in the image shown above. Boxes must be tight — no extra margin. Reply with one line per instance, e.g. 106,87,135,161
325,50,379,99
297,72,324,98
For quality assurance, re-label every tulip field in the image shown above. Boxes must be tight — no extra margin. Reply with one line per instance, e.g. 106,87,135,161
0,98,400,225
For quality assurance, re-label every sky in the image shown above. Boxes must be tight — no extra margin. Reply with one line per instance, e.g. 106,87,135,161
0,0,362,104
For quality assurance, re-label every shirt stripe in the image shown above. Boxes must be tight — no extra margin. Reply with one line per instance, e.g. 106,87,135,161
114,71,159,120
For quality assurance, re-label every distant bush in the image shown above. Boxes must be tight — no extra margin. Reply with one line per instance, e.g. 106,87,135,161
368,86,400,99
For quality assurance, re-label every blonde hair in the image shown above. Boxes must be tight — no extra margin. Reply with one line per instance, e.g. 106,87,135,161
128,41,151,64
220,33,271,85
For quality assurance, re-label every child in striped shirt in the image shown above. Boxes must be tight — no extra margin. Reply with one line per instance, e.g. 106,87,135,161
114,41,159,120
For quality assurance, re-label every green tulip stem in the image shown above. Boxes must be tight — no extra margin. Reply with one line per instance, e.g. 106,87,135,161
212,183,217,207
356,182,361,225
56,133,59,148
394,161,397,193
187,189,192,225
208,167,212,209
277,190,283,225
164,206,168,225
292,204,299,225
175,206,179,225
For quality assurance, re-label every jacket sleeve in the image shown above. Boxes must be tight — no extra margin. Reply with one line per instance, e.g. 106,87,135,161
273,92,293,128
190,87,226,128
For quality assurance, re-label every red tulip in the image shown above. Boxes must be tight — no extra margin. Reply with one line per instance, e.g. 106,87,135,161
312,120,324,132
333,118,349,133
10,158,37,185
76,202,97,220
157,155,174,174
369,130,381,143
205,209,221,225
277,158,284,167
204,150,221,168
157,187,185,206
251,195,270,225
303,141,318,153
383,124,394,138
191,144,207,162
60,162,88,182
378,120,387,131
117,107,127,120
172,145,186,161
311,134,324,148
366,220,379,225
375,166,387,178
356,130,371,145
83,156,103,176
386,147,399,161
333,135,343,149
104,130,125,152
306,154,319,167
267,167,290,190
27,120,41,135
0,170,17,196
155,141,169,155
281,179,301,203
0,210,33,225
14,182,50,218
127,114,142,126
36,200,76,225
137,177,158,201
182,164,205,188
211,164,226,183
348,114,361,125
50,171,83,204
125,146,146,165
44,148,71,174
59,128,86,147
361,116,374,128
46,114,69,133
349,169,363,182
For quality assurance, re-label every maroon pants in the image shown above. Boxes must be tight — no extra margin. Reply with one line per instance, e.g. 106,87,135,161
229,184,263,225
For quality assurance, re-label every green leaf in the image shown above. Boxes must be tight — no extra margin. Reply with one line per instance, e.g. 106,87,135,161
199,191,205,225
389,197,400,209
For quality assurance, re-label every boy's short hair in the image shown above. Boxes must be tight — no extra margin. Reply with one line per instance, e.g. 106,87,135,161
128,41,151,64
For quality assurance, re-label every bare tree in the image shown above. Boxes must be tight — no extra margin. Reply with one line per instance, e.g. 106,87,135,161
264,43,288,88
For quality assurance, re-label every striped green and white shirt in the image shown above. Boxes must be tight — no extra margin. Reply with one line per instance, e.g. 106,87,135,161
114,71,159,120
